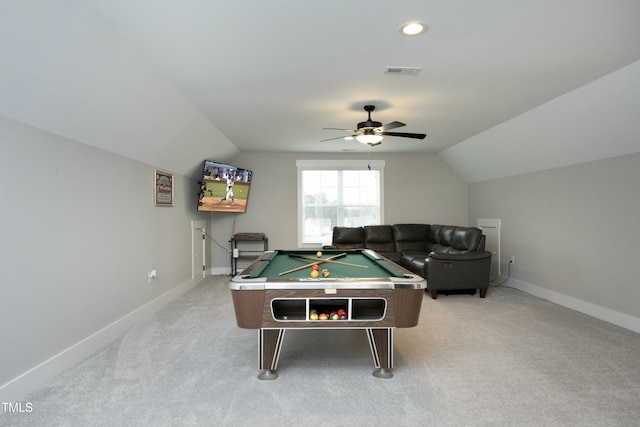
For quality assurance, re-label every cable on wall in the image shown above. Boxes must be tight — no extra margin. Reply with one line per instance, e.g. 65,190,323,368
491,259,512,287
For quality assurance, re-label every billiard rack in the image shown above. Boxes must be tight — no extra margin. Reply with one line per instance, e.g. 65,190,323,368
271,297,387,322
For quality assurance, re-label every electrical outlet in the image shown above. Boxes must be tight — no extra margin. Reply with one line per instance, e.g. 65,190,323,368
148,269,157,283
510,256,515,265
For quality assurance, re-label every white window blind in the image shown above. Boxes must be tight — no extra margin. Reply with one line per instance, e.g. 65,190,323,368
297,160,384,247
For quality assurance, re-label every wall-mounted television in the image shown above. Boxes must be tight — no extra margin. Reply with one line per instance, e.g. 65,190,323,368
197,160,252,213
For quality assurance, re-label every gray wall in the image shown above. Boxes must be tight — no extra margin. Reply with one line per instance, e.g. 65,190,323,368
469,152,640,324
0,117,209,397
444,59,640,332
208,151,469,273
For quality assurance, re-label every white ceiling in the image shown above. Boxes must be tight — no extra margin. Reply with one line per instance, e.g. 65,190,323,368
2,0,640,182
85,0,640,155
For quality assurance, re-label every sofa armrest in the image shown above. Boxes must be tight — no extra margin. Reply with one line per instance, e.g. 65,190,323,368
427,251,492,262
322,245,338,249
424,251,492,295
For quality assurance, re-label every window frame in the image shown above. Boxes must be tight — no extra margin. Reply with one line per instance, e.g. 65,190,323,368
296,159,385,248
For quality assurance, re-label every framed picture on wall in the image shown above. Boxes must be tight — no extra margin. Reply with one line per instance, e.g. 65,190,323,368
154,170,174,207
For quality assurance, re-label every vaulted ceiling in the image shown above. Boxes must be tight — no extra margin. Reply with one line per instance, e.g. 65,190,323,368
87,0,640,153
3,1,640,179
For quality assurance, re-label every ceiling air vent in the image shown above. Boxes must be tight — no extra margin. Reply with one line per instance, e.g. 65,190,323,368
384,66,421,76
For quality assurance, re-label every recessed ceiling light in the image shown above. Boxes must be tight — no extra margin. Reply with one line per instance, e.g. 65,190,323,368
400,21,427,36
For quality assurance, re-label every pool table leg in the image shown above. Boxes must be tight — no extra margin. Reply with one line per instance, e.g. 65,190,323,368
367,328,394,379
258,329,285,380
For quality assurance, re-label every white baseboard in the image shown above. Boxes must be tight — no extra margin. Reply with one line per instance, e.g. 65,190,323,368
210,267,230,276
0,277,203,402
505,277,640,334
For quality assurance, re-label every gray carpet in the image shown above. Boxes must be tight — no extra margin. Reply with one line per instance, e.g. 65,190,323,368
3,276,640,426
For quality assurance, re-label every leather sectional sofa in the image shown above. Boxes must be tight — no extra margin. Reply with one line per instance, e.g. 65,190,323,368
325,224,492,299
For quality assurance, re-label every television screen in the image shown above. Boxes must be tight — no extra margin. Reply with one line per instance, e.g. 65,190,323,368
197,160,252,213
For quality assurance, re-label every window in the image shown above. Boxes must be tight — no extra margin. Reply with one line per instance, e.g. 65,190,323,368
297,160,384,247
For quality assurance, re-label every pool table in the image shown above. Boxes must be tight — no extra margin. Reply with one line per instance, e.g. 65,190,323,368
229,249,426,379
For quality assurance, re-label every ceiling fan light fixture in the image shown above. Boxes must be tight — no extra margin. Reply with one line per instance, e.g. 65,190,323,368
400,21,427,36
322,104,426,145
356,134,383,145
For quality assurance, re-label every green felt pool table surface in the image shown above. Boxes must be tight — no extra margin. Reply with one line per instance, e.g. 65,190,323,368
229,249,426,291
249,249,405,279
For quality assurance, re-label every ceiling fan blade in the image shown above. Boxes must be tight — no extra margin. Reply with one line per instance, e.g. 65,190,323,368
320,134,357,142
380,121,405,131
380,131,427,139
323,127,357,132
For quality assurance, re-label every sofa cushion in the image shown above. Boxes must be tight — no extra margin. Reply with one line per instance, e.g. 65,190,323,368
450,227,483,252
400,251,429,275
378,252,402,263
392,224,429,252
424,224,444,253
364,225,395,253
425,225,483,254
331,226,365,249
426,224,465,253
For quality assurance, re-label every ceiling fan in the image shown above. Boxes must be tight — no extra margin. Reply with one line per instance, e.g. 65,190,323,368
321,105,426,146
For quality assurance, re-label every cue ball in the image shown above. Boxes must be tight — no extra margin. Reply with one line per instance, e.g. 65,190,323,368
316,251,323,257
310,270,319,278
321,269,330,277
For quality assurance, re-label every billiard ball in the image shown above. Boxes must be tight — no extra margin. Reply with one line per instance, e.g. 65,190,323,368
318,313,329,320
310,270,319,278
311,264,319,271
309,312,319,320
339,313,347,320
321,268,330,277
316,251,323,257
330,313,339,320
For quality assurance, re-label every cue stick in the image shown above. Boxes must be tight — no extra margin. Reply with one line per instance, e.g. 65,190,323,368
288,253,368,269
278,253,347,276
